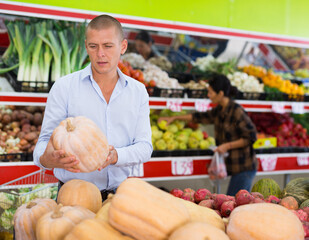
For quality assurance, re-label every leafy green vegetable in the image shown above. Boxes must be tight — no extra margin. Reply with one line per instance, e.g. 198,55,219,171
0,192,15,210
0,208,16,230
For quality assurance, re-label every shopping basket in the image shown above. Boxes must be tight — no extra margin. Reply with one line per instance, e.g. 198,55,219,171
0,169,58,234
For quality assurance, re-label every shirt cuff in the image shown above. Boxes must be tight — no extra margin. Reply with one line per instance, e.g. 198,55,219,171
33,145,53,171
114,147,126,167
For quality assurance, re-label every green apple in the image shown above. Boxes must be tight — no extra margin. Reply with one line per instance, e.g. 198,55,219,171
207,136,216,146
190,130,204,141
155,139,167,150
166,140,179,151
167,124,178,133
163,131,174,142
158,120,168,130
188,137,199,149
199,139,210,149
152,130,163,140
179,142,187,150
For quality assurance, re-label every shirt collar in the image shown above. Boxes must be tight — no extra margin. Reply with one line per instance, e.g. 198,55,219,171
81,63,128,88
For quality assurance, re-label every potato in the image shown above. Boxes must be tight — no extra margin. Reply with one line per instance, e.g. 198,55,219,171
2,114,11,125
24,132,38,142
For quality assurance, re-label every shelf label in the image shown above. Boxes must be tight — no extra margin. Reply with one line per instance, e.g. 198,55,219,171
260,155,277,171
167,99,183,112
129,163,144,177
291,102,305,114
272,102,285,114
195,100,210,112
172,158,193,176
297,156,309,166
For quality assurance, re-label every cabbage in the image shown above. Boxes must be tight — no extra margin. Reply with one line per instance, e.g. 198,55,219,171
0,192,15,210
0,208,16,230
31,184,52,199
50,186,58,201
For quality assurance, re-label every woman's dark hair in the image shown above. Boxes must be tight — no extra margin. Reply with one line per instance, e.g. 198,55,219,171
208,73,238,98
135,30,154,44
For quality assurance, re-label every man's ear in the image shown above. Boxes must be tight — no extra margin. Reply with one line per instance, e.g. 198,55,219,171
121,39,128,55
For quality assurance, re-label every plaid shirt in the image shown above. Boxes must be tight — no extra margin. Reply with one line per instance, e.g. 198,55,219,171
193,100,258,175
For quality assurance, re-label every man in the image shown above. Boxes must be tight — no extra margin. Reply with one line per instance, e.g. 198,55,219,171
33,15,153,200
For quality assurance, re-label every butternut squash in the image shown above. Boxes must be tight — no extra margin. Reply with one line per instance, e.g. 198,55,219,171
64,218,134,240
109,178,190,240
169,221,230,240
226,203,304,240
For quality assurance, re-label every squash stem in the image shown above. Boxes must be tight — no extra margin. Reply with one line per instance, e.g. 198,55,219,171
66,119,75,132
51,204,63,218
26,202,37,209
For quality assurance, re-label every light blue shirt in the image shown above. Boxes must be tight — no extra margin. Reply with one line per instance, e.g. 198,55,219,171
33,64,153,190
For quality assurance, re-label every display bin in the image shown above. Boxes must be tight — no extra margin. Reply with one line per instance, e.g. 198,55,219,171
151,149,214,157
0,153,27,163
186,89,207,98
5,72,52,93
147,87,186,98
0,169,58,234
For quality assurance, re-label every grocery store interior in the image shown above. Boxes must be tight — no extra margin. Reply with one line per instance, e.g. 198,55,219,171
0,0,309,239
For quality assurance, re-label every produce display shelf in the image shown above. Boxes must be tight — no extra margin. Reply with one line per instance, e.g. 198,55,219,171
0,153,308,184
1,92,309,113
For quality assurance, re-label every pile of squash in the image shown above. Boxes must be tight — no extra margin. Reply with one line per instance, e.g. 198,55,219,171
13,178,305,240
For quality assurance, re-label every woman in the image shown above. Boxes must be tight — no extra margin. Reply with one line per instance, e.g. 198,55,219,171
135,30,157,60
159,73,258,196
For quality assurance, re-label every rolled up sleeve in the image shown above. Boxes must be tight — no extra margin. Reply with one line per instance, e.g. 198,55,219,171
33,80,68,169
114,89,153,167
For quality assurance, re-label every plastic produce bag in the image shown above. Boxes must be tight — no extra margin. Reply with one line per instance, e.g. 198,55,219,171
208,152,227,180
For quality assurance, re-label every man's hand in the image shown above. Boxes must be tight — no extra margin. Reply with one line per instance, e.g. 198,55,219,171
98,145,118,171
40,136,80,173
214,143,230,154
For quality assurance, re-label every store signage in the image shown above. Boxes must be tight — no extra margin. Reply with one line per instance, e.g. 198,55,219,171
129,163,144,177
272,102,285,114
297,156,309,166
195,100,210,112
260,155,277,171
291,102,305,114
167,99,183,112
171,158,193,176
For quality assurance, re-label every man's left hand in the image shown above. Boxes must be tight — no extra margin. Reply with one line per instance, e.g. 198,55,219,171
98,145,118,171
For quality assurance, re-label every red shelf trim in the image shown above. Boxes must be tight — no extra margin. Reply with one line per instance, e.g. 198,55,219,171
1,2,309,46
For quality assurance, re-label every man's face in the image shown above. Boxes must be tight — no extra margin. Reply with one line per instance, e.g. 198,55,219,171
85,26,127,76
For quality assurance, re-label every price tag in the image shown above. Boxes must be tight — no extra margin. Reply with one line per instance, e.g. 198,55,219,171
291,102,305,114
260,155,277,171
272,102,285,114
195,100,210,112
297,156,309,166
167,99,183,112
129,163,144,177
172,158,193,176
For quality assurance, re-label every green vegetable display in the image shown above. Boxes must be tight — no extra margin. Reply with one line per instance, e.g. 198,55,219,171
0,18,88,83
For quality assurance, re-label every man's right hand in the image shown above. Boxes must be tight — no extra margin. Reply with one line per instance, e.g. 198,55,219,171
40,137,80,173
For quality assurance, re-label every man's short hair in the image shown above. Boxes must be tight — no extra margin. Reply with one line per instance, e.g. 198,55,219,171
86,14,124,40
